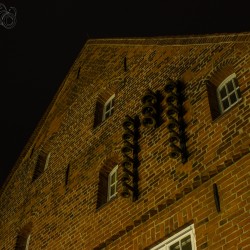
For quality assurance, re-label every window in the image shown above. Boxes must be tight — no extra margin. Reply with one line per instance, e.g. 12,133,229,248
94,93,116,128
206,72,242,120
102,94,115,121
25,234,31,250
150,225,196,250
108,165,118,200
217,73,241,113
15,224,32,250
32,152,51,181
15,234,31,250
96,162,118,209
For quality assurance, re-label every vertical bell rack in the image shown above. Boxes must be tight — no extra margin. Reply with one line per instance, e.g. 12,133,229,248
165,80,188,163
141,89,160,128
120,115,139,201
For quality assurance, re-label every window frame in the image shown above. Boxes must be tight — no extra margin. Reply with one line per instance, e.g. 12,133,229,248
217,73,241,114
44,152,51,171
150,224,196,250
32,152,51,181
102,94,115,121
107,165,118,201
15,233,31,250
25,234,31,250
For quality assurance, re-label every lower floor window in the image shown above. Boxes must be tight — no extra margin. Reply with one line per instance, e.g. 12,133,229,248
150,224,196,250
15,233,31,250
108,165,118,200
25,234,31,250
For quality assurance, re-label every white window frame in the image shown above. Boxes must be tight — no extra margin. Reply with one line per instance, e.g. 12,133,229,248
217,73,241,113
44,152,51,170
107,165,118,201
25,234,31,250
102,94,115,121
150,224,196,250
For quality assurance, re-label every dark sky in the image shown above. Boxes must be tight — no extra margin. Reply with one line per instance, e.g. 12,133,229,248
0,0,249,188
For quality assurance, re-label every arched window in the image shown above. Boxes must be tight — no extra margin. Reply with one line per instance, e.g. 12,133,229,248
206,70,242,120
150,224,196,250
102,94,115,121
32,151,51,181
93,93,116,128
96,163,118,209
15,234,30,250
15,223,32,250
107,165,118,200
217,73,241,113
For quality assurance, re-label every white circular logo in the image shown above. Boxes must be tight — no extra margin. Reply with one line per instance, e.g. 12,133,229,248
0,3,17,29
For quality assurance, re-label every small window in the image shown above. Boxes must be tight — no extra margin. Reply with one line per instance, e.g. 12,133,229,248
15,223,32,250
206,73,242,120
94,93,116,128
108,165,118,201
96,163,118,208
25,234,31,250
15,222,32,250
32,152,50,181
150,225,196,250
102,94,115,121
217,73,241,113
15,233,31,250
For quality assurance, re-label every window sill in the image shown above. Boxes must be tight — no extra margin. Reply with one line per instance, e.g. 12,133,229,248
93,113,114,131
212,98,243,123
96,195,118,212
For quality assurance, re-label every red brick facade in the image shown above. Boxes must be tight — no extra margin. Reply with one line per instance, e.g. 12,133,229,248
0,32,249,250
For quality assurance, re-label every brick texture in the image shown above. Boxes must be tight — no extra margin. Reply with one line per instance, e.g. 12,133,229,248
0,32,250,250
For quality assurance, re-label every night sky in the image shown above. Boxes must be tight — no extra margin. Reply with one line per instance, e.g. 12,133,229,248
1,0,249,188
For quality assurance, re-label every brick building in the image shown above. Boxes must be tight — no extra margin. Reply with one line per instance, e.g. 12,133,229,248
0,32,250,250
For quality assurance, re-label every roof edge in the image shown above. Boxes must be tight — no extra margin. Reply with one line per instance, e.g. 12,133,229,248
85,32,250,46
0,40,89,197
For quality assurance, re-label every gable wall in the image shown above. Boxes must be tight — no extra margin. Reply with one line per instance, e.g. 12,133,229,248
0,33,249,249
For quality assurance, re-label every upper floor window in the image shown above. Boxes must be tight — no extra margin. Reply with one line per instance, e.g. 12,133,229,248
108,165,118,200
150,224,196,250
102,94,115,121
32,152,51,181
206,72,242,120
217,73,241,113
94,93,116,128
96,162,118,209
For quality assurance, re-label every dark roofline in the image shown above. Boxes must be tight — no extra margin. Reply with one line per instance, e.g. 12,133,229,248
85,32,250,46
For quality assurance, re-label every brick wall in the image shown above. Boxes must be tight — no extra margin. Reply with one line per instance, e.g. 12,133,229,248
0,33,249,250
